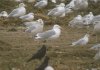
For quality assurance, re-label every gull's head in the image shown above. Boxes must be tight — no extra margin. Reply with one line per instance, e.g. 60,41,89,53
77,15,82,18
89,12,93,16
89,12,93,14
60,3,65,7
53,24,61,29
37,19,44,25
76,15,82,19
19,3,26,7
44,66,54,70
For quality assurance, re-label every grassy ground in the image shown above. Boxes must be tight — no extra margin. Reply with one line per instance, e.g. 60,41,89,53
0,25,100,70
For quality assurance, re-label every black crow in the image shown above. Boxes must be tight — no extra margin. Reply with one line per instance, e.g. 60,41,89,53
35,56,49,70
27,45,46,62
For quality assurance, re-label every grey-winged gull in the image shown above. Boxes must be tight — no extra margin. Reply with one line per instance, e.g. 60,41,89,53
24,19,43,27
8,3,26,17
71,34,89,46
34,0,48,8
48,3,65,17
66,0,75,9
82,12,94,25
25,19,44,35
68,15,84,28
74,0,88,10
19,12,34,21
35,24,61,41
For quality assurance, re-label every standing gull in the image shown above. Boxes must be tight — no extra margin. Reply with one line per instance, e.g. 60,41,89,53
35,24,61,41
71,34,89,46
8,3,26,17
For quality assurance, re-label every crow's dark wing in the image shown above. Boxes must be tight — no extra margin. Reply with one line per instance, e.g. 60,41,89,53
35,56,49,70
27,45,46,62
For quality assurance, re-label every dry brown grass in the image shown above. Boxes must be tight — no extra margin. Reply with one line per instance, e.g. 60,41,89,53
0,25,100,70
